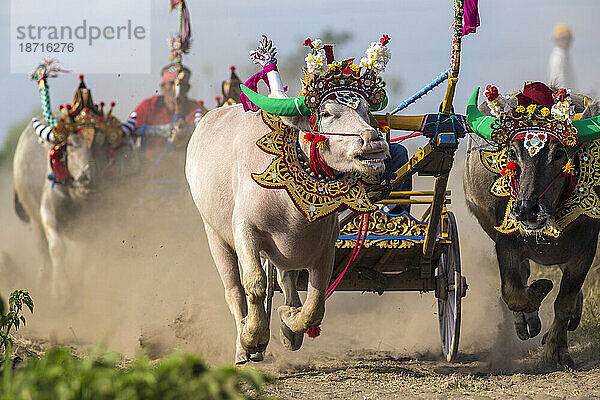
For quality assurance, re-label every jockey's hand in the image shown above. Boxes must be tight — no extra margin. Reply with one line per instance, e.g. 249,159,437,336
168,119,192,147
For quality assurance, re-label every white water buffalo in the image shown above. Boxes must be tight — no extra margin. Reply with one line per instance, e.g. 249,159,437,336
13,117,133,296
186,98,388,363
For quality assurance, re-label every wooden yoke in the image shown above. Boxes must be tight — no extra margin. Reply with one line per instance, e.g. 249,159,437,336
372,114,426,133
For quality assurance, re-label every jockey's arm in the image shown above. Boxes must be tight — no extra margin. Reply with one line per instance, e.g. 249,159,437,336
120,99,206,147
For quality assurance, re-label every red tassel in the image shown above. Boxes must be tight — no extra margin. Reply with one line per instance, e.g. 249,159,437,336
49,145,70,181
501,161,518,177
306,326,321,338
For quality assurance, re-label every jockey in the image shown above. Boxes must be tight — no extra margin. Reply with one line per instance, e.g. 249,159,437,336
121,63,207,160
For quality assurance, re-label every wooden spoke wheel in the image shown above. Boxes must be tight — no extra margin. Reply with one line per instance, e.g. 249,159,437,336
436,211,466,362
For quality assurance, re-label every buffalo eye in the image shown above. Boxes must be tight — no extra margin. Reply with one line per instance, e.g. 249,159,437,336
550,149,565,163
321,110,332,118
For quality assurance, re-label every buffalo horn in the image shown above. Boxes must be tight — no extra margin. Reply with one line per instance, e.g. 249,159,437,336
31,118,55,142
465,87,495,141
240,84,311,116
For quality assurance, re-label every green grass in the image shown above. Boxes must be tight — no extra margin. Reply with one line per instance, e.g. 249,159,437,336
0,347,276,400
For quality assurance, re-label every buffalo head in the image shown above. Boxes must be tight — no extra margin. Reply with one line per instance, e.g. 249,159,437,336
467,83,600,234
241,86,389,179
66,130,111,197
508,139,571,231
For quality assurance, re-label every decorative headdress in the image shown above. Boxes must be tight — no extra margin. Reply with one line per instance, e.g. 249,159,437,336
30,61,124,149
240,35,391,116
219,65,242,106
466,82,600,155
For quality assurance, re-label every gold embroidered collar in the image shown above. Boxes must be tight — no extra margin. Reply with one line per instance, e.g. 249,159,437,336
252,111,377,222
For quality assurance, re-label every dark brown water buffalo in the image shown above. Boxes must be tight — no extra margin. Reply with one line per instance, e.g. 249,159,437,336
464,82,600,368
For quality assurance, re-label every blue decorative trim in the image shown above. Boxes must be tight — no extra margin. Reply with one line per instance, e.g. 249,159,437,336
390,69,450,115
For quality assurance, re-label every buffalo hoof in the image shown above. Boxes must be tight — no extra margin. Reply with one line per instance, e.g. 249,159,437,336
249,352,264,362
239,337,268,356
235,351,250,365
513,312,530,340
514,311,542,340
239,318,269,356
280,321,303,351
541,343,575,370
568,290,584,332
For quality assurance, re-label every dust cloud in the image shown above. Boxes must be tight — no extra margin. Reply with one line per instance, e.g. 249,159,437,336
0,143,530,368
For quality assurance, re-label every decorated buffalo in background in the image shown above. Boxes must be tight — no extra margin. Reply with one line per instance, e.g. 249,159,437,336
186,35,391,363
464,81,600,368
13,61,133,297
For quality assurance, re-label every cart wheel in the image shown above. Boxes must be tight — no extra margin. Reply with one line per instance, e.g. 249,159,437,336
436,211,465,362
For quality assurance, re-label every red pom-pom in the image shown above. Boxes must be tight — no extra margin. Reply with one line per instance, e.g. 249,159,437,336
97,117,102,122
100,101,105,107
501,161,519,177
65,104,72,110
198,100,204,106
77,129,82,134
59,104,64,110
306,326,321,338
485,85,499,101
71,109,77,115
83,108,89,114
303,38,313,47
79,74,84,80
110,101,116,107
379,34,390,46
229,65,235,71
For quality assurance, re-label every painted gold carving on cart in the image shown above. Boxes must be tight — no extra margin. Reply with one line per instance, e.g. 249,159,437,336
336,210,428,249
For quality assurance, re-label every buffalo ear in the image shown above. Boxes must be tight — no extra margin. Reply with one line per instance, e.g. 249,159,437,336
280,115,311,132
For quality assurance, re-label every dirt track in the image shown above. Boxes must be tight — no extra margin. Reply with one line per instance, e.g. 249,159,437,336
261,349,600,399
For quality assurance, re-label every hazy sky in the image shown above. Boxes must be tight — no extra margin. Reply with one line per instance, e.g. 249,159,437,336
1,0,598,142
